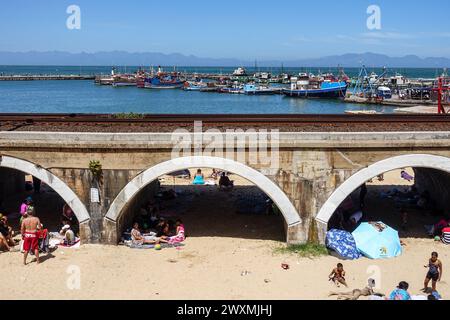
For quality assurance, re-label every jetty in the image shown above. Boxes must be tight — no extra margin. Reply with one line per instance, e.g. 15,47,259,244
0,75,95,81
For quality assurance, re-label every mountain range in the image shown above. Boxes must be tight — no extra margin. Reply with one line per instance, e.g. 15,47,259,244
0,51,449,68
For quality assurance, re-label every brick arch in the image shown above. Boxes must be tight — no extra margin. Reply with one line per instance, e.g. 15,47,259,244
0,155,90,223
105,156,302,227
316,154,450,225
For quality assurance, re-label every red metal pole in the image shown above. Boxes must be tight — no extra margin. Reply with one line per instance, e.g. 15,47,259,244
438,77,444,114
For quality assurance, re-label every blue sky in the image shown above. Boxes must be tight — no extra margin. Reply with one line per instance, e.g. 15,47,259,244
0,0,449,59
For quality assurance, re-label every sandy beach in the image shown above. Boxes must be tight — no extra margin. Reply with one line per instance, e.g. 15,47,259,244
0,168,448,300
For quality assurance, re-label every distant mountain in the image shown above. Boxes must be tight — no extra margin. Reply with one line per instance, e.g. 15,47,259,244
0,51,449,68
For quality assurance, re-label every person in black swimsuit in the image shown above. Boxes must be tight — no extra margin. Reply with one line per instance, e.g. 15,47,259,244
422,252,443,293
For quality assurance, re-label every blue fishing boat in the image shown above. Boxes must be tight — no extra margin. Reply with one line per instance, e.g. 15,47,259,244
283,76,347,98
243,84,280,95
183,81,207,91
144,67,184,89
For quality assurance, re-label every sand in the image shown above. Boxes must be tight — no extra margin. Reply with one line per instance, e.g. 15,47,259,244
0,168,448,300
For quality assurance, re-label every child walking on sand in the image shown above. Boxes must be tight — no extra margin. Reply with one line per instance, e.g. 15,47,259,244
329,263,348,287
422,252,443,293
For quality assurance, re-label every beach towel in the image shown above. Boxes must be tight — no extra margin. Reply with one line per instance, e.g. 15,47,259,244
401,171,414,182
127,242,184,249
59,238,81,248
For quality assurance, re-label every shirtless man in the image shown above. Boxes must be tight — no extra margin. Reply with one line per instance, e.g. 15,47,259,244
21,210,41,265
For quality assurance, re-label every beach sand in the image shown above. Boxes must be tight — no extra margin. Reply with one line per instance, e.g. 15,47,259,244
0,168,448,300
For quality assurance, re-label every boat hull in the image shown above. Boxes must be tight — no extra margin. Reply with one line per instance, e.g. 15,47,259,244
283,85,347,99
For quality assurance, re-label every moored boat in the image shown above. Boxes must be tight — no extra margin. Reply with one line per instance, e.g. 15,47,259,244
112,74,137,87
283,79,347,99
144,73,184,89
183,81,207,91
243,84,280,95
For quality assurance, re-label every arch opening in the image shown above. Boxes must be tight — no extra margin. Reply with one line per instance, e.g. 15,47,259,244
0,155,90,227
317,154,450,239
105,156,301,243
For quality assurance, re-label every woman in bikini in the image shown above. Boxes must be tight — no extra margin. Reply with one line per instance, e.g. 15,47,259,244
422,252,443,293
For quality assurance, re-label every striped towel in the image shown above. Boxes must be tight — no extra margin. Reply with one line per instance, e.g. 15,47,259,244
442,227,450,245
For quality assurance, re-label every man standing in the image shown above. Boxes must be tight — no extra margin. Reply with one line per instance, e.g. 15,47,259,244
21,209,41,265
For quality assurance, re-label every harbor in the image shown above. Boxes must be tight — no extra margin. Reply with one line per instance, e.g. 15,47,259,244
92,65,449,112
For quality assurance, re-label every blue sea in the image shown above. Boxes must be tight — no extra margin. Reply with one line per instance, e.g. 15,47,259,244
0,66,444,114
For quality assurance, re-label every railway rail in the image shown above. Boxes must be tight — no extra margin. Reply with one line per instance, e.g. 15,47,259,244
0,113,450,132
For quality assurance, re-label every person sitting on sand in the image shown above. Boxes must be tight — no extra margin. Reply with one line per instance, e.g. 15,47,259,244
192,169,205,185
156,220,170,238
329,278,381,300
219,172,234,190
160,219,185,244
131,222,159,245
60,224,76,246
389,281,411,300
210,169,218,180
0,214,15,249
422,252,443,293
329,263,348,288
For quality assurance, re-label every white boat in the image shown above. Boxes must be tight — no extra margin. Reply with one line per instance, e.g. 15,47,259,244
232,67,247,76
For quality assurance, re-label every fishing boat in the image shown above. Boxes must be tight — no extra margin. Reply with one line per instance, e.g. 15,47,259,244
112,74,137,87
283,75,347,99
144,73,184,89
183,81,207,91
232,67,247,76
243,84,280,95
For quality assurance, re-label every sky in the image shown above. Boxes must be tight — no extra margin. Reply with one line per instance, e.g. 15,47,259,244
0,0,449,60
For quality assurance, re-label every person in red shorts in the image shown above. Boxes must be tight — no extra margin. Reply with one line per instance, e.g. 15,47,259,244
21,209,41,265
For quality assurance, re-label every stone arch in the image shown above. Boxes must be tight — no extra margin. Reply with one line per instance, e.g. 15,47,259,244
316,154,450,225
105,156,302,227
0,155,90,223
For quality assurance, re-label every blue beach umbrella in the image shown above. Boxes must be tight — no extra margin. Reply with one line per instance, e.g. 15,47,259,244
326,229,361,260
352,222,402,259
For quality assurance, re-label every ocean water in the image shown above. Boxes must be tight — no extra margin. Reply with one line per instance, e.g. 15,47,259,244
0,79,397,114
0,65,445,79
0,65,443,114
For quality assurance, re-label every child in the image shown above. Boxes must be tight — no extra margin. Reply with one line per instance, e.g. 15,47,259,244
160,219,185,245
422,252,443,293
329,263,348,287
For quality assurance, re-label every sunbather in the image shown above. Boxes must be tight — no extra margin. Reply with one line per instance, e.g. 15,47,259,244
131,222,159,245
193,169,205,185
329,278,381,300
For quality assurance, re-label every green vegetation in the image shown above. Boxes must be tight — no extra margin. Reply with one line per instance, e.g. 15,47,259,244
274,243,328,258
113,112,145,119
88,160,103,182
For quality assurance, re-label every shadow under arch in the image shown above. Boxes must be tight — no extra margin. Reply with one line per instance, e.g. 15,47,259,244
316,154,450,225
0,155,90,223
105,156,302,228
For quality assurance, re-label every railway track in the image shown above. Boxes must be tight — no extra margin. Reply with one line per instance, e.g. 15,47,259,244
0,113,450,123
0,113,449,132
